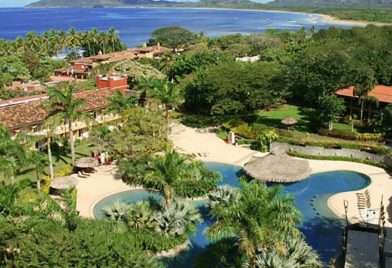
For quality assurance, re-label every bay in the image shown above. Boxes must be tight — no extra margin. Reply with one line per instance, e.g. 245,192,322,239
0,7,351,47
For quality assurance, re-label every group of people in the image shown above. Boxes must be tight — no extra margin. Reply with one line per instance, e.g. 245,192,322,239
91,151,111,165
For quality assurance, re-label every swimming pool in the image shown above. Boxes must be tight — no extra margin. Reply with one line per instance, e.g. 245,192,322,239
93,162,370,265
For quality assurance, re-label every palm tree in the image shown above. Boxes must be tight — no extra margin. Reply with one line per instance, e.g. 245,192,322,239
141,78,184,140
99,32,109,54
107,90,137,113
25,32,39,51
206,180,301,267
0,126,27,184
353,67,376,126
67,27,81,53
108,28,119,52
0,156,19,184
41,115,63,180
47,83,86,167
28,151,47,191
148,147,187,207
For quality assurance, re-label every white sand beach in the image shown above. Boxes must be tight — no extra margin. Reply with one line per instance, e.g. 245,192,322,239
76,123,392,228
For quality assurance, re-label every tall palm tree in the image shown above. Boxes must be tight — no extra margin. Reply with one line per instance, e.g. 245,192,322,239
41,115,63,179
67,27,81,53
28,151,47,191
353,67,376,126
99,32,109,54
108,28,119,53
206,181,301,268
47,83,86,167
142,78,184,140
25,32,39,51
89,28,99,55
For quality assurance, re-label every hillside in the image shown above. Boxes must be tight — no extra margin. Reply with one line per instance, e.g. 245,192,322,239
269,0,392,8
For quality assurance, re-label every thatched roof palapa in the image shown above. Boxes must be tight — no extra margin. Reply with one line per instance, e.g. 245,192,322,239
50,175,78,190
74,157,99,169
281,117,298,126
243,147,310,183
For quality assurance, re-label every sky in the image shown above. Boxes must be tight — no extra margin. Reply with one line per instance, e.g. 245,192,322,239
0,0,270,8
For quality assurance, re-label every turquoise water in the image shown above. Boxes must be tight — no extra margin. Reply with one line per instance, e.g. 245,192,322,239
0,8,352,47
93,162,370,265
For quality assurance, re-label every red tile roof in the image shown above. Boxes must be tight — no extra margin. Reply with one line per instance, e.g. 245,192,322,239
0,89,116,130
336,85,392,104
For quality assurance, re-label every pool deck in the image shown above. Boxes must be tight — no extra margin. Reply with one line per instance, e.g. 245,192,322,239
76,124,392,230
171,124,392,228
76,165,140,218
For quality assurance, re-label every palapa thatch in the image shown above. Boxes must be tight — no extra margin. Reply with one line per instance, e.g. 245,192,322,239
74,157,99,169
281,117,298,126
50,175,78,190
243,147,310,183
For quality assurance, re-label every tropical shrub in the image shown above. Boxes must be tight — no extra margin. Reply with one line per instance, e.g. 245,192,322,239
207,185,239,209
318,128,383,142
103,200,157,229
102,199,201,240
254,237,321,268
155,199,202,237
257,129,279,152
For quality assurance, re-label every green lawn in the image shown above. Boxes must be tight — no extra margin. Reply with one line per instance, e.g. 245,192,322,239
16,141,98,182
255,104,318,133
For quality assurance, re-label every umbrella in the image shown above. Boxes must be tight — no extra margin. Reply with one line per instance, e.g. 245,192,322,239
74,157,99,169
243,146,311,183
50,175,78,190
281,117,298,126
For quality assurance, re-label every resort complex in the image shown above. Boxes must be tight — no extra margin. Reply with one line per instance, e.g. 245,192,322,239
1,17,392,268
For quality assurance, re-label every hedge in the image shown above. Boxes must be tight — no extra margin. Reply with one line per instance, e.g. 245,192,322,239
278,136,391,155
287,151,390,170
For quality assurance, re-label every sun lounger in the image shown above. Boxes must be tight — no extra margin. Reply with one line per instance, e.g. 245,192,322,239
359,208,378,224
78,171,88,178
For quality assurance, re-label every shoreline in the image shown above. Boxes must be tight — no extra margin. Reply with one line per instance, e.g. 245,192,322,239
21,5,384,27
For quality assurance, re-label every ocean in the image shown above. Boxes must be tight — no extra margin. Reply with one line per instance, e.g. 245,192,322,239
0,7,351,47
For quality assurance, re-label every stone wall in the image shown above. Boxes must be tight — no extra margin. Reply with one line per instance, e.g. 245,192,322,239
271,142,385,162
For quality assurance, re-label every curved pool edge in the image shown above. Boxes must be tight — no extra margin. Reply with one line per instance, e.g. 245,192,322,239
88,186,144,218
307,159,391,227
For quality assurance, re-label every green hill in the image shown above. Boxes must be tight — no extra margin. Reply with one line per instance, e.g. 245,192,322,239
269,0,392,8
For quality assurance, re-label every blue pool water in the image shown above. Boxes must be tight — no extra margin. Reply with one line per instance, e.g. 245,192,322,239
0,8,352,47
93,162,370,265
